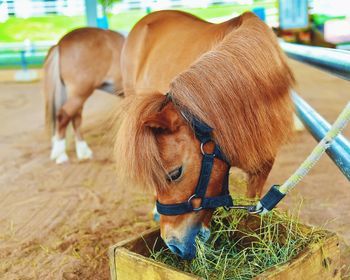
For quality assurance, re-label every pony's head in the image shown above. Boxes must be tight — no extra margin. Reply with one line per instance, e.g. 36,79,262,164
114,93,229,259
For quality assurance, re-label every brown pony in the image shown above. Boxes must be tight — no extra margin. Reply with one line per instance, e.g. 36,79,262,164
115,11,294,259
44,27,124,163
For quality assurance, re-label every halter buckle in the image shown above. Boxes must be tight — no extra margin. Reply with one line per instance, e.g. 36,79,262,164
200,142,215,156
188,194,203,211
226,204,263,214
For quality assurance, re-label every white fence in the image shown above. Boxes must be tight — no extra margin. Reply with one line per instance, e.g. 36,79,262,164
1,0,85,19
3,0,347,20
1,0,258,20
114,0,253,12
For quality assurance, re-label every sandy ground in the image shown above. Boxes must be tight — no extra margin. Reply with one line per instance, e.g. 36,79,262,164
0,59,349,279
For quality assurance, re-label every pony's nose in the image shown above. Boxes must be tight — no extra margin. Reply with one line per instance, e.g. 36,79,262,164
166,239,196,260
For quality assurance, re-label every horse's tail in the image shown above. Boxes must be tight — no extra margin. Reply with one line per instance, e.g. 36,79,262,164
43,45,66,137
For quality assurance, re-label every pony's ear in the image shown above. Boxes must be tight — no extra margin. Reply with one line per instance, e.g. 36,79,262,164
143,103,181,133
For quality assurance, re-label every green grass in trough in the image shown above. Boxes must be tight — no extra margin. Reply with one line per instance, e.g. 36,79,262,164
148,208,327,280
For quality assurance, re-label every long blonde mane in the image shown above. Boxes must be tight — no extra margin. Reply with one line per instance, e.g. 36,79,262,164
114,12,294,190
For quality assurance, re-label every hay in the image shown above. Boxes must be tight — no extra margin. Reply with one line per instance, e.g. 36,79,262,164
148,208,327,280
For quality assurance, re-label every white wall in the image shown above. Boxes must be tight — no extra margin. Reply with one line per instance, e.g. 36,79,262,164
5,0,85,18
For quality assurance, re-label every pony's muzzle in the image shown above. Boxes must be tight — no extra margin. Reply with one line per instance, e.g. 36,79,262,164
163,225,210,260
165,238,196,260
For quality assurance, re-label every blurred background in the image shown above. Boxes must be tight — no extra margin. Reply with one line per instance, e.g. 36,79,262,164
0,0,349,77
0,1,349,279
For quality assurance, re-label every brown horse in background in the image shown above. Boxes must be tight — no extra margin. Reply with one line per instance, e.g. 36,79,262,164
114,11,294,259
44,27,124,163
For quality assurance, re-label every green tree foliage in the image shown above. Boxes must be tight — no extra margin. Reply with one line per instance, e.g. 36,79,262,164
98,0,121,16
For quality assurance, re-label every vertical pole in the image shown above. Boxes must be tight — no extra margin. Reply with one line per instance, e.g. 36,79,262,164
279,0,309,29
85,0,98,27
20,50,28,71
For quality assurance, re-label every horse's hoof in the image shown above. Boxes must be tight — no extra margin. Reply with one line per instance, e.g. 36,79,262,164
152,206,160,222
51,137,67,161
293,114,304,131
55,152,69,164
76,140,93,160
153,212,160,222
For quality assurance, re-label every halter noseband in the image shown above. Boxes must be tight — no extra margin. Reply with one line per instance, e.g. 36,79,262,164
156,94,262,216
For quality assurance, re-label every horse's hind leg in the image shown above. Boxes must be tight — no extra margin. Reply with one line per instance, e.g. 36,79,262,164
50,107,71,164
51,95,86,163
72,108,93,160
246,159,275,199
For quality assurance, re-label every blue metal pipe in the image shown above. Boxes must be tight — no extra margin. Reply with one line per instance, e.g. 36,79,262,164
20,50,28,71
0,52,46,67
85,0,98,27
292,92,350,180
280,41,350,81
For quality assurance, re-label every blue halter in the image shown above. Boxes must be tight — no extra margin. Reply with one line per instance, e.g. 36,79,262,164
156,97,234,216
156,94,286,216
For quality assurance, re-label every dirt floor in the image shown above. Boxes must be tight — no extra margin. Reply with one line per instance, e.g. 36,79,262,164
0,60,349,279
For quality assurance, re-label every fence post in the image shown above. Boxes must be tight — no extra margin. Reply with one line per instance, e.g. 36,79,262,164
85,0,98,27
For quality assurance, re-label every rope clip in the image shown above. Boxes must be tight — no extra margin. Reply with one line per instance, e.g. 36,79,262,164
225,205,263,214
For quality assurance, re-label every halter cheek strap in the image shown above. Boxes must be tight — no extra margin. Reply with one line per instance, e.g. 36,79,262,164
156,113,234,216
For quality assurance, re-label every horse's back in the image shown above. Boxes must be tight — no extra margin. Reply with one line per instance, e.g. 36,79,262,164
58,28,124,93
122,10,231,94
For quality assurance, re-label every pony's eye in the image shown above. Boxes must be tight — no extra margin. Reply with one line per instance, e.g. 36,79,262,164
167,166,183,182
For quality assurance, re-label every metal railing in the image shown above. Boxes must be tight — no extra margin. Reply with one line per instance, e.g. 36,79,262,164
280,41,350,81
292,92,350,180
283,42,350,180
0,41,54,68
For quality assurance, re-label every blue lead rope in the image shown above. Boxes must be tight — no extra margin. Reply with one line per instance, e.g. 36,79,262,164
256,100,350,214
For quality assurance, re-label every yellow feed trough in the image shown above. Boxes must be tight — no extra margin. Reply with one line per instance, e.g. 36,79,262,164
109,211,341,280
